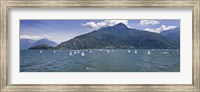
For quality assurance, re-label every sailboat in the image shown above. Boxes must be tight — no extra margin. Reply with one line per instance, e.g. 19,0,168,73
163,51,169,54
147,50,151,54
163,49,170,54
134,50,137,53
40,50,42,54
107,50,110,53
69,51,73,56
81,52,85,56
77,50,80,53
74,51,77,54
128,50,131,53
90,50,92,53
53,50,56,53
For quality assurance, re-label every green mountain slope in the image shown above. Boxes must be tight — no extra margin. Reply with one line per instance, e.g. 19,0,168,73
56,23,178,49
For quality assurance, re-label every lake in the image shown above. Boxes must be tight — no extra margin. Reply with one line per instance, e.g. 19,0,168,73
20,49,180,72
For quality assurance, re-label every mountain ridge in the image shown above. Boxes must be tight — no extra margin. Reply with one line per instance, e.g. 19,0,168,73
20,39,37,50
160,27,180,47
31,38,58,47
29,44,54,50
20,38,58,50
56,23,179,49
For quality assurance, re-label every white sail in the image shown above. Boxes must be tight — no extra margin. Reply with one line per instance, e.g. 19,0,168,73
77,51,80,53
69,51,73,56
86,67,95,70
163,52,169,54
135,50,137,53
54,50,56,53
90,50,92,53
40,50,42,53
128,50,131,53
81,52,85,56
148,50,151,54
107,50,110,53
74,51,77,54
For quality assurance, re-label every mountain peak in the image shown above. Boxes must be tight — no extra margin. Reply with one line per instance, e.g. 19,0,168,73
112,23,128,28
56,22,179,49
31,38,58,47
39,38,49,41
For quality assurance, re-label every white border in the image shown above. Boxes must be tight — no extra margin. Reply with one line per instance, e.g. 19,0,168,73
8,8,192,84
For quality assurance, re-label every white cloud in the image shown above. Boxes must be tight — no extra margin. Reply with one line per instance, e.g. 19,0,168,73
20,35,51,40
140,20,160,26
82,20,130,30
144,25,177,33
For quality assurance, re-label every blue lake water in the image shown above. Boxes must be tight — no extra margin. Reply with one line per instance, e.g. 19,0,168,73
20,49,180,72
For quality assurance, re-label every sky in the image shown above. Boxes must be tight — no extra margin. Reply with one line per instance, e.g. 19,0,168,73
20,19,180,44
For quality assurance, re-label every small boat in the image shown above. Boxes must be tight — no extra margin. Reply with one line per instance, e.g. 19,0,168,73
54,50,56,53
69,51,73,56
40,50,42,53
77,51,80,53
81,52,85,56
111,49,114,52
90,50,92,53
163,52,169,54
128,50,131,53
135,50,137,53
147,50,151,54
86,67,95,70
74,51,77,54
107,50,110,53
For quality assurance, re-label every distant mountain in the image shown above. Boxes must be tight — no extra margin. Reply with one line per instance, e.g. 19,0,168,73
160,28,180,47
20,39,37,50
31,39,58,47
29,44,54,50
56,23,178,49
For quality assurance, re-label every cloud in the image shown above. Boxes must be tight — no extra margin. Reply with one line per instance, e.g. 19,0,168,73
144,25,177,33
140,20,160,26
82,20,130,30
20,35,51,40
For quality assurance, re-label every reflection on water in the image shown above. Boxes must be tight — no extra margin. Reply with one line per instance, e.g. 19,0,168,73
20,49,180,72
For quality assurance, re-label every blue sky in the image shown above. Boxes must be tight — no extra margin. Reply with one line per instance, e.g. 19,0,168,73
20,19,180,43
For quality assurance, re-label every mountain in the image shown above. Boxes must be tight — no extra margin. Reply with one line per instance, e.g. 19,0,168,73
56,23,178,49
160,28,180,47
29,44,54,50
20,39,37,50
31,39,58,47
